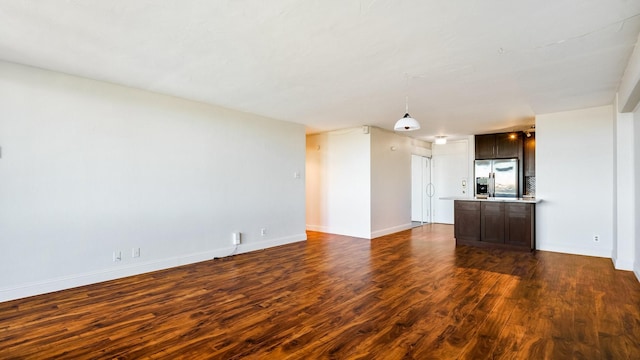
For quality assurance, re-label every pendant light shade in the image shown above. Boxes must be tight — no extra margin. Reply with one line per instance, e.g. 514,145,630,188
394,113,420,131
394,76,420,131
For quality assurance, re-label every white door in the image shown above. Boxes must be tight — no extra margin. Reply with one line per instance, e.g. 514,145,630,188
432,141,469,224
411,155,432,224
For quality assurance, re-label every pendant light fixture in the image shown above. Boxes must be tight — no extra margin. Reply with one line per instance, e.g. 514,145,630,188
394,75,420,131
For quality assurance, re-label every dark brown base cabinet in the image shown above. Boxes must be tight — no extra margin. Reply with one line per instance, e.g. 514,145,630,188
454,201,481,241
454,200,535,251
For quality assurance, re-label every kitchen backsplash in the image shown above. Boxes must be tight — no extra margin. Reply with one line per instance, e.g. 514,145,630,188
525,176,536,196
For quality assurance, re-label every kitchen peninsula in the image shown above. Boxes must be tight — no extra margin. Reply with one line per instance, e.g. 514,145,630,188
454,197,540,251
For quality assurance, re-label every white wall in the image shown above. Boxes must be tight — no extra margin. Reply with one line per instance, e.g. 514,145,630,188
536,105,614,257
0,61,307,302
613,100,635,270
618,33,640,112
306,127,418,239
305,128,371,238
635,105,640,281
432,140,470,224
411,139,432,157
617,34,640,281
370,127,413,238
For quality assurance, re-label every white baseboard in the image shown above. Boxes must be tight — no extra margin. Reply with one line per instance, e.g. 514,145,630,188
635,262,640,283
237,233,307,253
307,223,412,239
370,223,413,239
305,224,370,239
0,233,307,303
306,224,329,232
610,246,636,271
537,243,612,259
613,257,635,271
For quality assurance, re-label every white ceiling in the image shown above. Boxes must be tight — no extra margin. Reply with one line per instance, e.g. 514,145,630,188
1,1,639,141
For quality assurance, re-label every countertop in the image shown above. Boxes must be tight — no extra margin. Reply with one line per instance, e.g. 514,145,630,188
440,196,542,204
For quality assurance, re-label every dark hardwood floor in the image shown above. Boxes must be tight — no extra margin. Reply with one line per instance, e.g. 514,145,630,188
1,224,640,359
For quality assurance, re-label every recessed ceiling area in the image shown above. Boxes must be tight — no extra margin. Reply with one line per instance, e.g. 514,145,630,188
1,0,639,141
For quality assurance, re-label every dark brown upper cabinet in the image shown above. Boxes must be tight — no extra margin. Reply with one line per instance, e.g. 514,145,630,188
524,133,536,177
475,132,523,159
475,134,495,159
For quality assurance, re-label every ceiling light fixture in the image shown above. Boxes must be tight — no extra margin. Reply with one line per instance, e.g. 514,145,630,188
435,136,447,145
394,76,420,131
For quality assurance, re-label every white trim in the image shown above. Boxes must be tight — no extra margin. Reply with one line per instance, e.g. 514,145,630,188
237,233,307,253
611,250,634,271
306,225,370,239
306,224,329,232
370,223,413,239
614,258,635,271
0,233,307,303
308,223,414,239
635,262,640,283
537,244,612,258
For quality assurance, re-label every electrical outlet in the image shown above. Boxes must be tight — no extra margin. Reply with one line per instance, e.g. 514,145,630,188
261,228,267,236
113,251,122,262
232,232,241,245
593,235,599,243
132,247,141,258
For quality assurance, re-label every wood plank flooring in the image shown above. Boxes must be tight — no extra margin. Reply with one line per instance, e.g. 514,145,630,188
1,224,640,359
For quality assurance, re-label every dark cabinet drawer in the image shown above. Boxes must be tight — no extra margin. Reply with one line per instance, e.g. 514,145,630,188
506,203,530,213
455,201,480,211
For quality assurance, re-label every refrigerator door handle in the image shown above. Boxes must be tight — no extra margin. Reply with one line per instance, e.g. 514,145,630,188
488,172,495,197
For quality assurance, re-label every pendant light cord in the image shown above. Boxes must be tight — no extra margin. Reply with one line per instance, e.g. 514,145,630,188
405,74,410,114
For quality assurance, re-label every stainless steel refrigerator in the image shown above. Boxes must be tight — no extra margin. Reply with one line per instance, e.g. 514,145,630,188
474,159,518,197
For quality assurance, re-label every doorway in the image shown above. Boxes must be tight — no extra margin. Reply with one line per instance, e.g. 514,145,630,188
411,155,433,227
